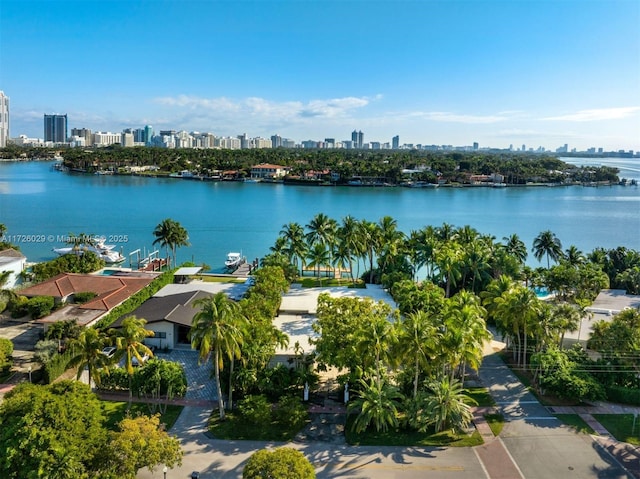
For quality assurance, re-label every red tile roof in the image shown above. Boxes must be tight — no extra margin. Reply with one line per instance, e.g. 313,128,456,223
19,273,155,311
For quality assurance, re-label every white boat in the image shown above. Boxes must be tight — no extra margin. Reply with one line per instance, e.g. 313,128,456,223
169,170,195,178
225,252,244,269
53,237,125,264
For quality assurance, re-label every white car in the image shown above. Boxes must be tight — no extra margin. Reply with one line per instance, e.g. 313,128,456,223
101,347,116,358
131,354,149,367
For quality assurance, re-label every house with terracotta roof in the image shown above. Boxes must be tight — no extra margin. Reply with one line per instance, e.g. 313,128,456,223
0,248,26,289
250,163,288,180
18,272,157,328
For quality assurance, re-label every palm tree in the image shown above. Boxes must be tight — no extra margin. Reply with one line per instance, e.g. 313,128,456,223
395,310,441,398
445,291,490,381
348,377,404,433
552,302,582,348
565,245,585,266
358,219,381,284
532,230,563,268
190,292,246,421
111,316,154,402
493,285,542,368
67,327,110,387
424,377,475,433
152,218,190,267
502,233,528,265
435,243,463,297
339,215,362,283
279,222,307,274
306,243,330,282
305,213,338,276
356,313,396,389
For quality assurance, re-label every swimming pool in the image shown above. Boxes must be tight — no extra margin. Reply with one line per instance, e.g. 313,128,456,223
533,286,551,298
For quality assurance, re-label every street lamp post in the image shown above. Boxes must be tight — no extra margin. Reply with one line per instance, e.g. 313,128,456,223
28,366,32,383
163,466,167,479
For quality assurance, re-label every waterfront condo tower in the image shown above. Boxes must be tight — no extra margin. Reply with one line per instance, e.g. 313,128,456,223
351,130,364,149
0,91,8,147
44,114,68,143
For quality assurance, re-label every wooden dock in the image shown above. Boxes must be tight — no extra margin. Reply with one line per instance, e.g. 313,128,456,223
231,257,259,277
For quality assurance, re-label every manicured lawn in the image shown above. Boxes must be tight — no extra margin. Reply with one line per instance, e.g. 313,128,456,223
464,387,496,407
190,275,246,283
344,416,483,447
593,414,640,446
555,414,596,435
209,412,310,442
298,277,365,288
484,413,505,436
102,401,183,431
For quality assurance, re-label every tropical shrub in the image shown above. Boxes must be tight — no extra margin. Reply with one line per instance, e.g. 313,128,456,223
237,394,272,427
273,395,308,430
8,295,28,318
26,296,55,319
43,350,73,383
0,338,12,374
243,447,315,479
31,251,105,282
34,340,59,364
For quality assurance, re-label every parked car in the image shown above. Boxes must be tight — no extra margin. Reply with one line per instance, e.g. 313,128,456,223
131,353,149,367
101,347,116,358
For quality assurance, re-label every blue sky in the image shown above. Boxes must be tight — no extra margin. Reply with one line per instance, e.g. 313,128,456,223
1,0,639,150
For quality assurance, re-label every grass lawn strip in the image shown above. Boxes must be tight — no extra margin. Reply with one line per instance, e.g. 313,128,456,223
464,387,496,407
102,401,183,431
484,413,505,436
593,414,640,446
209,412,310,441
555,414,596,435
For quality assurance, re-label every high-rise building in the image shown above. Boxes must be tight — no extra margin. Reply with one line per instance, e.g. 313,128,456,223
70,128,92,146
0,91,9,147
473,142,479,150
144,125,153,146
271,134,282,148
392,135,399,149
351,130,364,148
44,114,68,143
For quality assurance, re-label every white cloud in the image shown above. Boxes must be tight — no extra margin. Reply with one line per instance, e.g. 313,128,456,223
153,94,376,121
542,107,640,122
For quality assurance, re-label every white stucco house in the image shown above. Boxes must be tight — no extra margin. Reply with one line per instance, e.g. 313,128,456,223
0,248,26,289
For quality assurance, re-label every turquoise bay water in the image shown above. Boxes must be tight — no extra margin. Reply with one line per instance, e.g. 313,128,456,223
0,160,638,270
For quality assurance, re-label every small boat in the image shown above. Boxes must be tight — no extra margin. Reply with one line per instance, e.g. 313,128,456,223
169,170,195,179
53,236,125,264
225,252,244,269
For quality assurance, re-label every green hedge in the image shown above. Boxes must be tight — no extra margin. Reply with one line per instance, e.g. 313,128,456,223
607,385,640,406
27,296,55,319
44,350,73,384
94,269,176,329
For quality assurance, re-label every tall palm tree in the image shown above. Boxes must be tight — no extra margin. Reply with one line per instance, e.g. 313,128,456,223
435,243,463,297
306,243,330,282
305,213,338,276
532,230,563,268
340,215,362,283
395,310,441,398
152,218,190,268
377,216,406,274
356,313,396,389
190,292,246,421
358,219,381,284
111,316,154,402
279,222,307,274
67,327,110,387
445,291,490,381
493,286,542,368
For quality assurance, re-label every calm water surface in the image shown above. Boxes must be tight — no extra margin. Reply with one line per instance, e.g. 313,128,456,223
0,159,638,269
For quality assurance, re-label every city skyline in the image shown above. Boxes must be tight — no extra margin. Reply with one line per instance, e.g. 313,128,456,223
1,1,639,151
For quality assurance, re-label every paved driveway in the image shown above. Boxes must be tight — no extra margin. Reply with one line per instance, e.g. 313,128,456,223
155,349,217,402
